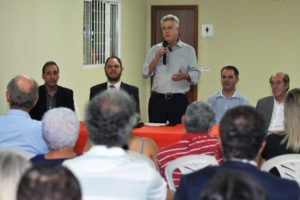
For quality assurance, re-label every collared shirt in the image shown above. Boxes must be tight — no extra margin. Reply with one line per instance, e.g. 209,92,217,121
142,40,200,94
0,109,49,155
157,133,222,189
46,88,57,110
225,158,257,167
207,90,250,124
107,81,121,91
268,98,284,131
63,145,167,200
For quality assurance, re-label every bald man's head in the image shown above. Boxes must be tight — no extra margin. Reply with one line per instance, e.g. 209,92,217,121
7,75,38,110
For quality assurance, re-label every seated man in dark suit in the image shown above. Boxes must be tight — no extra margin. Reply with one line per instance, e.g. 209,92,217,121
89,56,140,113
30,61,74,120
175,106,300,200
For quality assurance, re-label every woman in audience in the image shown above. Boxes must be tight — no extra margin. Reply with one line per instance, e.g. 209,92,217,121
261,88,300,164
127,135,159,169
17,163,81,200
0,151,31,200
30,107,80,164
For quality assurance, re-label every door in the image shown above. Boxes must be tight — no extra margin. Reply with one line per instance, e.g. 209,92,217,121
151,5,198,104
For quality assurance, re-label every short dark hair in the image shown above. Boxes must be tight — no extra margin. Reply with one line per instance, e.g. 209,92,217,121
17,163,81,200
221,66,239,78
42,61,59,74
105,56,123,68
200,169,268,200
7,75,38,109
220,106,267,160
84,90,138,147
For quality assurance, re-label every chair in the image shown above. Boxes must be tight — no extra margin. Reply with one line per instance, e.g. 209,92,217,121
261,154,300,185
164,154,219,191
0,147,34,160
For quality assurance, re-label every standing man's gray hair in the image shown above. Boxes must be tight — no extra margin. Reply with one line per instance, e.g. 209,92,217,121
85,90,139,147
184,101,215,133
160,14,179,28
7,75,38,109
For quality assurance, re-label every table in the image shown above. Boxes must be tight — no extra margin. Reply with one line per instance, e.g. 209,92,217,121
73,121,88,154
132,124,220,149
76,122,220,152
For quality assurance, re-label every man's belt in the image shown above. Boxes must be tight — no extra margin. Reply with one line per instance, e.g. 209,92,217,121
152,91,184,100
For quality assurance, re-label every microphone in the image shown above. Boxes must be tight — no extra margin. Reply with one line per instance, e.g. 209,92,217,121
162,40,168,65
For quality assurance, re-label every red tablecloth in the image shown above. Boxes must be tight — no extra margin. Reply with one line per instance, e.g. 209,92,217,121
76,122,220,152
73,121,88,154
132,124,219,149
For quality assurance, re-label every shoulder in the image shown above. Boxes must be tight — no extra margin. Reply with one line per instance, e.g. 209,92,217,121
207,91,221,102
235,91,249,104
121,82,138,91
90,83,106,90
257,96,273,103
57,85,73,94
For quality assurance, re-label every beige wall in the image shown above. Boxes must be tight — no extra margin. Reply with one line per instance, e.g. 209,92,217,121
1,0,300,122
0,0,148,121
146,0,300,109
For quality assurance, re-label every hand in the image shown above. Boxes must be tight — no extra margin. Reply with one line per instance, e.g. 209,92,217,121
172,68,189,81
155,47,167,59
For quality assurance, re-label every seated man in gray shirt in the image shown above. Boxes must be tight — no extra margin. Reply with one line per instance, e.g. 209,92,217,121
207,66,249,124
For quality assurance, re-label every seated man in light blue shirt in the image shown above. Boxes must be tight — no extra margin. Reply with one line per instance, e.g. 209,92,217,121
0,75,49,155
207,66,249,124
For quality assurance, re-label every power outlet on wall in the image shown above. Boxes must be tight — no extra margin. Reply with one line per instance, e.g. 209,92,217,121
202,24,214,40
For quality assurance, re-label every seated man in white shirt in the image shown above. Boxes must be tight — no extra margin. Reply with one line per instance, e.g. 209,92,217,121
63,90,167,200
256,72,289,134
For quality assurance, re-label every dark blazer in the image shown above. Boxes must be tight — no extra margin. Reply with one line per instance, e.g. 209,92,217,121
89,82,140,113
29,85,74,120
175,161,300,200
256,96,274,127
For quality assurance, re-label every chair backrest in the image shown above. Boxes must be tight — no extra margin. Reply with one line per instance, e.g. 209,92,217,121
164,154,219,191
261,154,300,185
0,147,34,160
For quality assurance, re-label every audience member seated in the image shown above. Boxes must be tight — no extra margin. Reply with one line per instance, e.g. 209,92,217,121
0,151,31,200
30,107,80,164
17,163,81,200
199,169,268,200
175,106,300,200
256,72,290,134
261,88,300,171
0,75,49,155
158,101,223,189
127,134,159,169
63,90,167,199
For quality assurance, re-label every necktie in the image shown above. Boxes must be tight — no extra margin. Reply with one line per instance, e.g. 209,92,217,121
109,85,115,90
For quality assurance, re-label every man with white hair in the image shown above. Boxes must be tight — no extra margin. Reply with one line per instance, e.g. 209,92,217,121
143,14,200,124
64,90,167,199
0,75,49,155
30,107,80,164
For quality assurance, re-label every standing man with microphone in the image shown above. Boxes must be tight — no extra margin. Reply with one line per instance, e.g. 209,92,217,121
143,14,200,124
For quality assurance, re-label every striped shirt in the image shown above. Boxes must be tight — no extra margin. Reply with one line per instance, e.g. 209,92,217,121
63,146,167,200
157,133,223,189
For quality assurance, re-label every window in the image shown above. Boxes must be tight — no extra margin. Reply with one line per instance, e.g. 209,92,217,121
83,0,120,68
